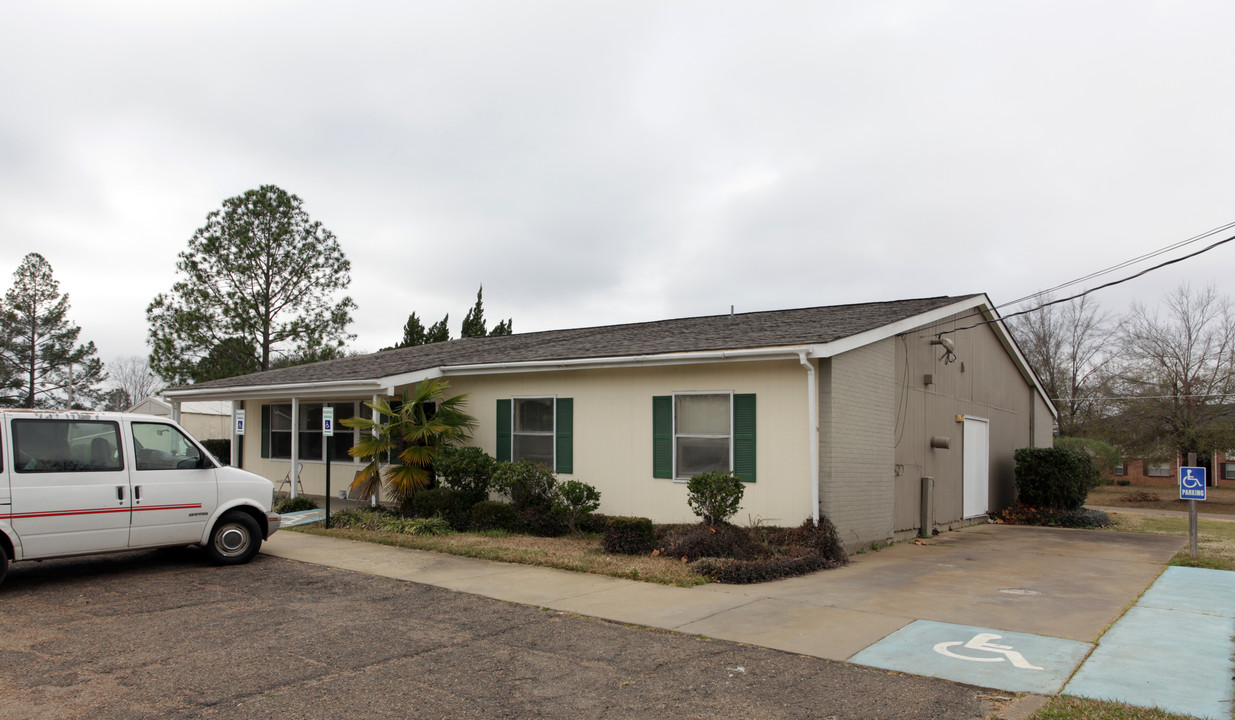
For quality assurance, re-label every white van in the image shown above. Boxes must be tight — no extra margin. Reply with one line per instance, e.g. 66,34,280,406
0,410,279,586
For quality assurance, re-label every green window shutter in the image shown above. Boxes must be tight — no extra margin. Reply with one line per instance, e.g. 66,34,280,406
555,398,573,474
652,395,673,479
260,404,270,459
496,399,511,463
733,394,756,483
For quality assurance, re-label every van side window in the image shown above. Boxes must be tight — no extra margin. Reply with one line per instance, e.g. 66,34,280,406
12,420,123,473
132,422,205,471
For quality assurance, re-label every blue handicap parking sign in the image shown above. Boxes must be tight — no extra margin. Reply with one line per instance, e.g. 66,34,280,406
1179,466,1206,501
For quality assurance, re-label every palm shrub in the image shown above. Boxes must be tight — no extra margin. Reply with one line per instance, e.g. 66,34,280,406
554,479,601,533
686,471,744,525
340,378,477,504
434,446,497,503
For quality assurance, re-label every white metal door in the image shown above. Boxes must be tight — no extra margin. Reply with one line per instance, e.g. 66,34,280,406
963,416,989,518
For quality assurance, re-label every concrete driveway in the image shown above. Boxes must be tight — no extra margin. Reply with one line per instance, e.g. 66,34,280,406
264,523,1188,698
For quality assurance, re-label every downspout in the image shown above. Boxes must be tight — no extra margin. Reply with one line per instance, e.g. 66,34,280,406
799,351,820,526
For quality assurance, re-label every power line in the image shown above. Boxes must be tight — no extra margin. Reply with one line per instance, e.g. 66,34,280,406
941,229,1235,337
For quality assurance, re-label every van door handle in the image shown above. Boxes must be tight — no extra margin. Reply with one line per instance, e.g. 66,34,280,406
116,486,125,503
134,485,142,502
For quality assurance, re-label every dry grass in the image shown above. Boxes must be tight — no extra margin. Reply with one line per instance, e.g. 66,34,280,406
1106,512,1235,571
1087,484,1235,515
299,525,709,587
1030,696,1206,720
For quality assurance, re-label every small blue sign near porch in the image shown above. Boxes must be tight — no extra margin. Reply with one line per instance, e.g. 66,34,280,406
1179,466,1206,501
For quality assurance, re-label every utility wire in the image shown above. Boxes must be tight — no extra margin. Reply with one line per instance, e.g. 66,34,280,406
939,229,1235,337
996,219,1235,311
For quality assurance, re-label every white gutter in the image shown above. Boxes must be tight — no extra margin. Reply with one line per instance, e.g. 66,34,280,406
440,346,811,376
799,350,820,526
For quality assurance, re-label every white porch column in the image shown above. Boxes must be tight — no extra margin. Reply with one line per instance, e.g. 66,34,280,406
290,397,300,498
170,399,182,424
230,400,242,467
371,393,381,507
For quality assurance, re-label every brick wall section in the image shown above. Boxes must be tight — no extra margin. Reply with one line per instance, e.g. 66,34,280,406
819,338,897,548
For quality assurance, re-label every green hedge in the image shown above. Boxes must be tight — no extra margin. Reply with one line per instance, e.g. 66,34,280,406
1013,446,1099,510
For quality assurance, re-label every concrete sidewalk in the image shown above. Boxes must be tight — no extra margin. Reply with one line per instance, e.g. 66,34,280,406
261,524,1230,716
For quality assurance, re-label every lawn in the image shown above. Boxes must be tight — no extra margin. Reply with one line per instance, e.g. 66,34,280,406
1087,483,1235,515
1105,512,1235,570
300,525,710,587
1030,696,1208,720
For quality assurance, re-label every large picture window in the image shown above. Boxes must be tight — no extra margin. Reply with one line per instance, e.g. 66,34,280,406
1146,461,1171,477
263,402,360,462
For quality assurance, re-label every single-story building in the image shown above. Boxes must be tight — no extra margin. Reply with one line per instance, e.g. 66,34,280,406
127,396,233,441
164,294,1056,548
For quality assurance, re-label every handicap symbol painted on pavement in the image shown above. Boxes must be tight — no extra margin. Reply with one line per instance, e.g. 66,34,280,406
933,632,1044,670
849,621,1093,694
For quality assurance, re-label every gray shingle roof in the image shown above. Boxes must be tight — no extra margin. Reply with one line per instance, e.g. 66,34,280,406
182,294,981,391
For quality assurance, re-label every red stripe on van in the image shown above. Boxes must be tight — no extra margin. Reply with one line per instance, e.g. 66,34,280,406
4,503,203,520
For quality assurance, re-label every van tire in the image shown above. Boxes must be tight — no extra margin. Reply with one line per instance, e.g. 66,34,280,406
0,544,7,587
206,512,261,565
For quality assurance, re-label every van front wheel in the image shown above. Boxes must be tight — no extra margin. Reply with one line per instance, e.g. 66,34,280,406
206,512,261,565
0,544,8,587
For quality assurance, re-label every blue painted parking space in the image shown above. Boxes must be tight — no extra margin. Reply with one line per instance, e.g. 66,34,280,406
849,620,1092,694
1065,567,1235,720
279,509,326,527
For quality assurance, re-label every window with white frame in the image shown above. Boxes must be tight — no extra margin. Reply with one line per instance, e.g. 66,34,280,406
512,397,555,467
267,402,359,462
675,393,732,479
1223,463,1235,480
1146,461,1171,477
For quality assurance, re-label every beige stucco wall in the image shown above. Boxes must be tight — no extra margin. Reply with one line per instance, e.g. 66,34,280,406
238,357,816,525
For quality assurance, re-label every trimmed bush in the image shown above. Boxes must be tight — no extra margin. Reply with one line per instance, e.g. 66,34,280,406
763,518,847,566
200,438,231,465
706,551,844,584
996,505,1111,529
602,516,656,555
555,479,601,533
1054,437,1120,484
493,460,557,512
577,512,611,535
471,500,519,532
518,507,568,537
402,487,473,530
1013,447,1099,510
434,446,497,502
661,522,759,561
686,471,744,525
273,495,318,513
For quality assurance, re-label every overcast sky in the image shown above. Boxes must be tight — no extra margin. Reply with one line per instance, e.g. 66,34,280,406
2,1,1234,374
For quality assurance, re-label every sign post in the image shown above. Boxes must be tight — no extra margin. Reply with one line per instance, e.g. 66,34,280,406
323,407,334,529
1179,464,1206,559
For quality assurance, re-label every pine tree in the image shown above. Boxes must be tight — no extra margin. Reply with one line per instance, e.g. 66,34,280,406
0,253,106,408
398,312,427,348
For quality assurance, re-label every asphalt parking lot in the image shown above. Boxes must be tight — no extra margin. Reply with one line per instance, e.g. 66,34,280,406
0,550,990,720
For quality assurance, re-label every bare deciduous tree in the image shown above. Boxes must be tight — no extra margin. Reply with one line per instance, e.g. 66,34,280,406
1111,284,1235,458
106,355,163,410
1007,294,1115,436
